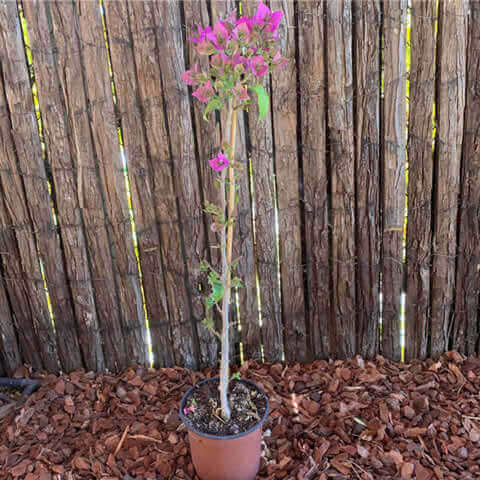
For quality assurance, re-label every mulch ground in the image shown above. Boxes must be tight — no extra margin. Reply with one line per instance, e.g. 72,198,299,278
1,351,480,480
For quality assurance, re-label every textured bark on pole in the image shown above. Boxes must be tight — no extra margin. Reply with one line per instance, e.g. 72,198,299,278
298,1,330,360
46,0,127,371
0,0,70,372
126,0,198,368
430,0,467,358
271,0,307,363
326,0,356,359
0,276,21,375
405,0,436,361
103,0,175,367
353,0,381,359
454,2,480,356
381,0,407,362
23,0,102,372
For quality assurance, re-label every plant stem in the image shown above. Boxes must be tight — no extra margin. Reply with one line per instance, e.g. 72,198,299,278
219,99,237,421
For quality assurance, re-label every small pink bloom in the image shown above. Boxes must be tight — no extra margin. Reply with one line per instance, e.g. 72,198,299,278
234,83,249,101
233,21,250,42
196,38,214,55
250,55,268,77
188,25,212,43
254,2,283,32
272,52,288,71
207,20,230,49
268,11,283,32
183,405,196,415
235,15,254,29
181,64,199,85
209,152,229,172
231,52,248,68
222,52,234,64
254,2,271,23
192,81,214,103
211,53,224,69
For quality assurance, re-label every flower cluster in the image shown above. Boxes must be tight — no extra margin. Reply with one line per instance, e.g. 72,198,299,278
181,2,287,108
209,152,229,172
183,405,196,416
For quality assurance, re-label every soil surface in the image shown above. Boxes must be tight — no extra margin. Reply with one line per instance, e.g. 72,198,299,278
0,351,479,479
182,378,267,436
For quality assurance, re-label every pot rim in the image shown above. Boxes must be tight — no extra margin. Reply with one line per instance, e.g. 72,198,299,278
179,376,269,440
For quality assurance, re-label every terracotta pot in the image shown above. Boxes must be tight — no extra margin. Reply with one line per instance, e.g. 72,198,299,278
179,377,269,480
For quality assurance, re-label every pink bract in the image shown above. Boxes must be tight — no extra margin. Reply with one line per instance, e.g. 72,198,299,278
234,84,249,101
196,38,214,55
192,81,214,103
253,1,283,32
183,405,196,415
233,21,251,42
272,52,288,70
209,152,230,172
181,64,198,86
211,53,225,69
207,20,230,50
235,15,254,30
250,55,268,77
188,24,212,43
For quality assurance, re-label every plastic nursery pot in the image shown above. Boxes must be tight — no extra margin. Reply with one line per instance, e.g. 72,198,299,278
179,377,269,480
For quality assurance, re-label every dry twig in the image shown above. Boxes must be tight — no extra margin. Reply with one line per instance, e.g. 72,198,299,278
113,425,130,457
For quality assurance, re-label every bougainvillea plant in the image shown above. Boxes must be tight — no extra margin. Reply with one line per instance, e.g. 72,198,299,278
181,2,287,421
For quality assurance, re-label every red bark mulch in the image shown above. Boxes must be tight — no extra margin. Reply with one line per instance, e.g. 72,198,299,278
1,351,480,480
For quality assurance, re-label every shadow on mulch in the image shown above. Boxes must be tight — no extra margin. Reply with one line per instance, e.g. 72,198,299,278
0,351,479,480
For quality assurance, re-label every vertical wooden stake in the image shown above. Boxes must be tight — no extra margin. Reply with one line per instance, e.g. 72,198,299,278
220,99,237,420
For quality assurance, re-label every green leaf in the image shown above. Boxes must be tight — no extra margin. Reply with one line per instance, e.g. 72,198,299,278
231,372,241,380
212,281,224,302
224,78,234,90
205,296,215,309
250,84,269,121
203,98,222,120
203,316,214,330
208,270,220,284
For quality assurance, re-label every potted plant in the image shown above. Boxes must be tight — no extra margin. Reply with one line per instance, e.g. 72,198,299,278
178,3,287,479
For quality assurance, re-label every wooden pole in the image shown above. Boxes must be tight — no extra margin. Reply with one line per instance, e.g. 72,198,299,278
220,99,237,420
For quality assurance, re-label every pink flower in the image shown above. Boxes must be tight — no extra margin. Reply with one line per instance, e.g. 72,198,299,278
206,20,230,50
250,55,268,77
254,2,283,32
211,53,224,69
235,15,254,30
196,38,215,55
188,25,212,43
183,405,196,415
181,64,199,85
192,81,214,103
233,21,250,42
272,52,288,71
209,152,229,172
234,83,249,101
231,52,247,67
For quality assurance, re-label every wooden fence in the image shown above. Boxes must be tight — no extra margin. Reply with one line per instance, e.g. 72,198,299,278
0,0,478,375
